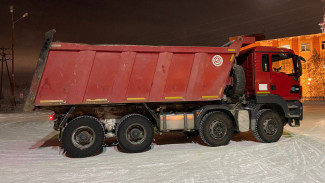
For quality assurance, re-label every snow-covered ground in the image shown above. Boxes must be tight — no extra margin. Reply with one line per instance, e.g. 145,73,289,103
0,104,325,183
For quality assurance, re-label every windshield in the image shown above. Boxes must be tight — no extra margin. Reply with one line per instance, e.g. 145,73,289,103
271,53,295,76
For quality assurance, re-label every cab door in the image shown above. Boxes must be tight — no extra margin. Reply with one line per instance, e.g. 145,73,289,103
270,53,300,100
254,52,271,95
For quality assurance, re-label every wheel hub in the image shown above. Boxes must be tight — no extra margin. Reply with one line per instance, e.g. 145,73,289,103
263,119,278,135
78,131,91,143
72,126,95,149
209,120,227,139
126,123,146,145
130,128,142,139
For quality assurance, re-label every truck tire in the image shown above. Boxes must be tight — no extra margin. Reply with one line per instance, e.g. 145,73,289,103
116,114,154,153
199,111,234,146
229,65,246,98
252,109,283,143
62,116,105,158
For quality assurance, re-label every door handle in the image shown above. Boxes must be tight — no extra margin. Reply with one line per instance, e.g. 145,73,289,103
271,85,276,90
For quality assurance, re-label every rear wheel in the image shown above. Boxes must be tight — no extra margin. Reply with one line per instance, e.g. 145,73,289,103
199,111,234,146
116,114,154,153
62,116,105,158
252,109,283,143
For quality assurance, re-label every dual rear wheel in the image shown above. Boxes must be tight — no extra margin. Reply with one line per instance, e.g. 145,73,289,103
62,114,154,157
116,114,154,153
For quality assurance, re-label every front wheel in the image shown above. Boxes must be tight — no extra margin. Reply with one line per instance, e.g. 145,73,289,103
62,116,105,158
252,109,284,143
199,111,234,146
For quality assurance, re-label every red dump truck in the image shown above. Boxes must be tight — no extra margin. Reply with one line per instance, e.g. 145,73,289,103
25,30,304,157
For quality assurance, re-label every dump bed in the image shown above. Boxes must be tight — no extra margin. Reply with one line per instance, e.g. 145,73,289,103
25,30,254,109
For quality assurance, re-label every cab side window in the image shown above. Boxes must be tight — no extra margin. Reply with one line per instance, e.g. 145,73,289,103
271,54,295,75
262,54,269,72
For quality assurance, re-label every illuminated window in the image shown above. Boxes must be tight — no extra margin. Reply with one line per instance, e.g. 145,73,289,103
322,41,325,50
301,43,310,51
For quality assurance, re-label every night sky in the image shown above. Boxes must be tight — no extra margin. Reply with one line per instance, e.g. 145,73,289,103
0,0,323,73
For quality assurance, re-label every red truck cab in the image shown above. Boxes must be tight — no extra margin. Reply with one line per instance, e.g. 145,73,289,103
238,46,304,128
240,46,302,100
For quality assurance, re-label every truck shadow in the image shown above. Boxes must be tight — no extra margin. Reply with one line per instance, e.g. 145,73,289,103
29,131,61,150
153,131,259,146
232,131,259,142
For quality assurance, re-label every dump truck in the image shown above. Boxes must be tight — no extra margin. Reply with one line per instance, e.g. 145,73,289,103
25,30,304,158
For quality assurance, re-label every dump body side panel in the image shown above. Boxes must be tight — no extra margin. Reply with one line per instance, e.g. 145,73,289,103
83,52,121,103
35,50,95,105
125,53,159,101
33,37,253,106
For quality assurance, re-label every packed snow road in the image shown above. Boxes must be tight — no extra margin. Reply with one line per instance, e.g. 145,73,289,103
0,104,325,183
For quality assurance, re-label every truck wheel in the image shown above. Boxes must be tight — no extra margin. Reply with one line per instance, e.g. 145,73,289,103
199,111,234,146
116,114,154,153
62,116,104,158
229,65,246,98
183,130,199,137
252,109,283,143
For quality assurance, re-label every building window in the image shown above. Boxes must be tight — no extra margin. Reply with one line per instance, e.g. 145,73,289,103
322,41,325,50
301,43,310,51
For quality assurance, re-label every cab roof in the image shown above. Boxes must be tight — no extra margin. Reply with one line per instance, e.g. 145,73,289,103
240,46,294,55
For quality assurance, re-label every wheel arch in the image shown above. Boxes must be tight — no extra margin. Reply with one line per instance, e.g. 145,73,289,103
256,95,289,118
259,103,286,119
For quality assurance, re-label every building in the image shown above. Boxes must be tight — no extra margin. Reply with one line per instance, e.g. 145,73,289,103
242,33,325,100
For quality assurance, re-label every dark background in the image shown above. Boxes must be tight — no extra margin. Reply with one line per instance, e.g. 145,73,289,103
0,0,323,107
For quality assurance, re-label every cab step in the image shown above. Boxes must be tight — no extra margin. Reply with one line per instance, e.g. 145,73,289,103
288,118,300,127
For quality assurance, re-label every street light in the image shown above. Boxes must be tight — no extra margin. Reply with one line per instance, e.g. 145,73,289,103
9,5,28,107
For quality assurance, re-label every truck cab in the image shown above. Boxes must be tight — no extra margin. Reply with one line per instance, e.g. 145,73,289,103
238,46,304,129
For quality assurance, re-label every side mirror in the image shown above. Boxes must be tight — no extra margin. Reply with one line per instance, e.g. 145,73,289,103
296,56,303,77
299,56,306,62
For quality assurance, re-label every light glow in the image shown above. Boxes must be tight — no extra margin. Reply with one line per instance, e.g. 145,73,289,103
49,114,54,121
